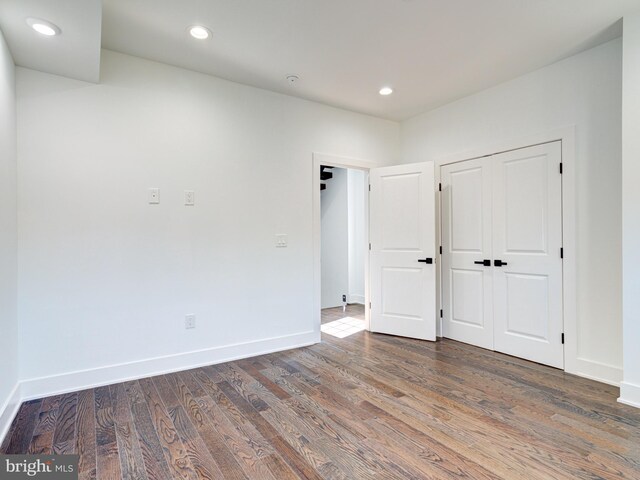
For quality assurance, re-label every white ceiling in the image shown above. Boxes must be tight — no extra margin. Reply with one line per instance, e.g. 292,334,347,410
0,0,101,83
1,1,639,120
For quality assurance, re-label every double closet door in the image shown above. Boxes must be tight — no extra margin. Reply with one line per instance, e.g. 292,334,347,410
441,142,564,368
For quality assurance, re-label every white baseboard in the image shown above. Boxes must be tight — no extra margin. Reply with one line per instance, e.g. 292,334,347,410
348,294,365,305
0,383,22,447
571,357,622,387
618,381,640,409
20,331,319,402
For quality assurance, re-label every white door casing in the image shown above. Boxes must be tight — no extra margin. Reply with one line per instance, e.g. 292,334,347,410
441,158,494,349
492,142,564,368
370,162,437,341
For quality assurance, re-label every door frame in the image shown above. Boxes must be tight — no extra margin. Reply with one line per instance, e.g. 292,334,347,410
312,153,375,339
434,127,578,376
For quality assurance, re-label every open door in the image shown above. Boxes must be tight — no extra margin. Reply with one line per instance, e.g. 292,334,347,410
370,162,437,341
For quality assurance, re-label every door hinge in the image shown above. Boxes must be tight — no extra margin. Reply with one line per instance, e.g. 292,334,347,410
561,247,564,259
439,246,442,255
559,163,563,174
369,243,371,250
439,183,442,191
369,302,372,309
369,184,371,191
440,309,443,318
561,333,565,344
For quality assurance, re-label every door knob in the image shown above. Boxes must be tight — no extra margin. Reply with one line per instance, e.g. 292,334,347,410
418,258,433,264
494,259,508,267
474,260,491,266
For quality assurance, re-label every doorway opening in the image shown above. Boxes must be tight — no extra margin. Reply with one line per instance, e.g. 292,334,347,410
320,166,367,338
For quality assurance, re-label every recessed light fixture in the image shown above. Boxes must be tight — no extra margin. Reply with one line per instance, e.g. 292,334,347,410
379,86,393,96
189,25,211,40
26,17,61,36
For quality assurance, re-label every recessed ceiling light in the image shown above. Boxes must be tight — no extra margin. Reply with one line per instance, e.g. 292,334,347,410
379,87,393,96
189,25,211,40
26,17,61,36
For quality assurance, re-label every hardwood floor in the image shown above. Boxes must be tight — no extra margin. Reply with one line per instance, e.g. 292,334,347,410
2,305,640,479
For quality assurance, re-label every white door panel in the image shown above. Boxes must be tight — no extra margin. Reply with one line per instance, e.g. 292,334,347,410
441,158,494,349
492,142,564,368
370,162,436,341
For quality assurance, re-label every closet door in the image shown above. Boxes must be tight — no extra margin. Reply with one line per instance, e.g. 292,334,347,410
441,158,494,349
491,142,564,368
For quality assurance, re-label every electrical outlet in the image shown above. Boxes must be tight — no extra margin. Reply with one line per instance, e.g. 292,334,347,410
184,190,195,206
148,188,160,204
275,234,288,248
185,314,196,329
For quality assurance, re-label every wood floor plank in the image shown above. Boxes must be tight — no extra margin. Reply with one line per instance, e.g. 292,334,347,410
3,305,639,480
4,400,42,454
52,394,77,455
177,373,250,480
112,383,148,480
129,386,173,480
138,377,198,480
95,386,122,480
76,389,97,479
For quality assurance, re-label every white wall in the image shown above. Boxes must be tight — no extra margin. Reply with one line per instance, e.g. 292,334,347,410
16,50,399,395
347,169,366,305
620,13,640,407
0,27,19,436
401,39,623,385
321,168,349,309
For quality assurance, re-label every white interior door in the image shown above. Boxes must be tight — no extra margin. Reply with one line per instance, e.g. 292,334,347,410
492,142,564,368
441,158,494,349
370,162,436,341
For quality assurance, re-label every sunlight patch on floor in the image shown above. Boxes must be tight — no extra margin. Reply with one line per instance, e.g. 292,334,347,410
321,317,366,338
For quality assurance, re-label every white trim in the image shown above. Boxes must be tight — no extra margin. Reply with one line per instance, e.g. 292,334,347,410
572,358,622,387
348,294,365,305
19,331,317,401
433,127,598,382
0,383,22,447
313,153,374,332
618,382,640,409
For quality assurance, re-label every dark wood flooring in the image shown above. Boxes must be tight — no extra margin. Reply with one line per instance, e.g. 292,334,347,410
2,305,640,479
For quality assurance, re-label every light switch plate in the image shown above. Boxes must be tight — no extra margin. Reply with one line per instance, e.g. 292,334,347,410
275,234,288,248
148,188,160,204
184,190,195,206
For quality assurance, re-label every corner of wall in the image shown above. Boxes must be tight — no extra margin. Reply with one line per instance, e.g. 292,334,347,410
0,383,21,448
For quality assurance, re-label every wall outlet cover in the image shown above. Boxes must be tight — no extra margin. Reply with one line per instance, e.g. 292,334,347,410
275,234,288,247
148,188,160,204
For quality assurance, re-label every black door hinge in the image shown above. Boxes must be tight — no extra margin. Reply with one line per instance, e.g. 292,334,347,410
369,184,371,191
561,247,564,259
440,309,443,318
559,163,563,174
439,183,442,191
561,333,565,344
439,246,442,254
